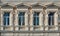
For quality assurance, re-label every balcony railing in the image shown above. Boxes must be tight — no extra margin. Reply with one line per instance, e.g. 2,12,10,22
0,25,59,31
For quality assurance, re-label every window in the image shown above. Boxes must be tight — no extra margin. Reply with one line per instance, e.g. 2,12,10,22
18,12,25,26
3,12,10,26
33,12,39,26
48,12,54,26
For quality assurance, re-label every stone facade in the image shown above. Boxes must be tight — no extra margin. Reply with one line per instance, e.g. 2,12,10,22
0,0,60,36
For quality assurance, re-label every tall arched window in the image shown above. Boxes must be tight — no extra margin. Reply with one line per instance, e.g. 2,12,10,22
18,12,25,26
48,12,54,26
33,12,39,26
3,12,10,26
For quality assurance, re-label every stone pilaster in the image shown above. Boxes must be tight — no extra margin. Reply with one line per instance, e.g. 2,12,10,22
13,6,18,31
1,10,3,30
25,12,28,31
10,11,13,31
0,6,1,30
28,7,33,31
54,11,58,30
44,10,48,31
39,12,44,31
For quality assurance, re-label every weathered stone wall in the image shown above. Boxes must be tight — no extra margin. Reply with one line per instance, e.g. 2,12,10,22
0,33,60,36
0,2,60,36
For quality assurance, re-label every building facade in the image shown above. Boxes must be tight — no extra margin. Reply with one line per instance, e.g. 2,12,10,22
0,0,60,36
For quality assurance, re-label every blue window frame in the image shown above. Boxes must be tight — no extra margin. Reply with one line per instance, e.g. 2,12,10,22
48,12,54,25
3,12,10,26
18,12,25,26
33,12,39,26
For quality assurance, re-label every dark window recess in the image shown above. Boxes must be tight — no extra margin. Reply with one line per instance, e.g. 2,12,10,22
18,12,25,26
48,12,54,26
33,12,39,26
3,12,10,25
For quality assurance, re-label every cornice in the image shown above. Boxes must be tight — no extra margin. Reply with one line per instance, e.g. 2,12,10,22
0,2,60,9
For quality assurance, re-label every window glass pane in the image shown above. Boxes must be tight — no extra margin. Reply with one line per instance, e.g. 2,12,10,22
33,12,39,26
18,12,25,26
48,12,54,25
3,12,10,25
